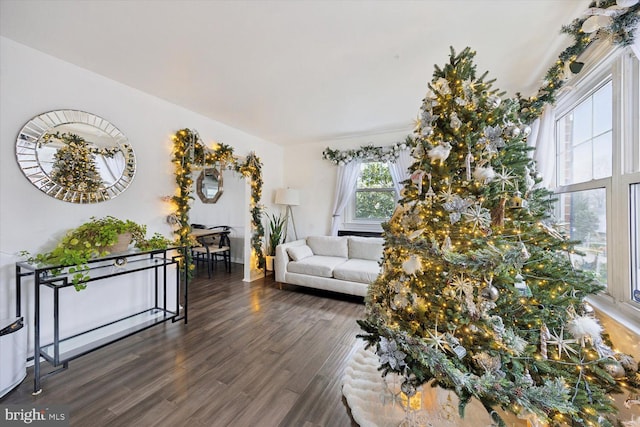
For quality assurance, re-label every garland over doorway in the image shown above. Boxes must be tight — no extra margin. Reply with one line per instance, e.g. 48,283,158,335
169,128,265,272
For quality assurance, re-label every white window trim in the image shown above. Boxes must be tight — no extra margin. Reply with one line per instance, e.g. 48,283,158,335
342,162,397,232
554,41,640,328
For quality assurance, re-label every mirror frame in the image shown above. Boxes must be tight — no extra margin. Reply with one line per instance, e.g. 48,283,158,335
15,110,136,203
196,166,223,203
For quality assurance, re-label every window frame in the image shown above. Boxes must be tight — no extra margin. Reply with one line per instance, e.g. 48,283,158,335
343,161,397,231
553,42,640,324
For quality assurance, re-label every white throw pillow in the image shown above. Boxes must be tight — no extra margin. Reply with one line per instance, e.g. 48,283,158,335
348,237,384,261
287,245,314,261
307,236,349,258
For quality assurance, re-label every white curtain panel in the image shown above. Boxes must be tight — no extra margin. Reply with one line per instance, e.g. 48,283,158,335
528,105,556,188
330,160,362,236
387,149,413,194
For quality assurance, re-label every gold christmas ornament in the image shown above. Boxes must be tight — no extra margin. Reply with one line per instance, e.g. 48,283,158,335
508,190,527,209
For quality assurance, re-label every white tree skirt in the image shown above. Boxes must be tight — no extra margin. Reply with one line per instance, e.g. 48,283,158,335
342,343,525,427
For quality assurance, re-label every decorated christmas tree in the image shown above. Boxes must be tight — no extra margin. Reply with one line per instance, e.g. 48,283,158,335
358,47,639,426
41,132,110,193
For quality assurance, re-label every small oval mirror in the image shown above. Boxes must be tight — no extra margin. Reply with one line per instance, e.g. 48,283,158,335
196,166,223,203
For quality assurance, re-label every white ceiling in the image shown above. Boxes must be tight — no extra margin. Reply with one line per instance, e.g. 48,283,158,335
0,0,590,146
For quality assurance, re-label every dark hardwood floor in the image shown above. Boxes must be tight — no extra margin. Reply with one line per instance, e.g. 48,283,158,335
1,264,365,427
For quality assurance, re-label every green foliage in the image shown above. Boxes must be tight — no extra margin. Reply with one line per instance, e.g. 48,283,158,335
355,191,396,220
359,47,638,427
569,192,600,243
355,162,396,220
172,129,265,271
266,213,286,256
22,216,173,291
518,0,640,123
358,162,393,187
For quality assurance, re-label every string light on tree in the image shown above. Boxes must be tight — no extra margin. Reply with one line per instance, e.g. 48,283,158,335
358,47,639,427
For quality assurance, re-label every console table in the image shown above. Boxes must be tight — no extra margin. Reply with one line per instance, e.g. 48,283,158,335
15,247,187,394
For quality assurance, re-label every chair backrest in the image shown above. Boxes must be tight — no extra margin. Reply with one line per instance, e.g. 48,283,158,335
200,235,218,246
218,231,231,248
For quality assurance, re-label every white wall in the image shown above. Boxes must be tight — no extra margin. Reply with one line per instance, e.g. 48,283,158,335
190,168,247,263
0,37,284,343
282,129,411,238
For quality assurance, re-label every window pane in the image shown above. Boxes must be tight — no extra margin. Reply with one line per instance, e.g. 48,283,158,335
355,190,395,220
572,141,592,183
357,162,393,188
593,132,612,179
593,81,612,136
573,98,592,144
631,184,640,303
353,161,396,221
554,189,607,287
555,80,612,186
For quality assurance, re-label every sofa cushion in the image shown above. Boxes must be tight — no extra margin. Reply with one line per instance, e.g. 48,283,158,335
287,255,347,278
287,245,314,261
307,236,348,258
348,237,384,261
333,259,381,284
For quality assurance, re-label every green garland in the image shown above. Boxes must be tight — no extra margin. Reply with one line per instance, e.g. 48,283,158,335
234,152,265,269
322,136,414,165
518,0,640,123
171,128,265,275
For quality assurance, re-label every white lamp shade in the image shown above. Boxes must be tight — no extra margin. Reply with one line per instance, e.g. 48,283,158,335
275,188,300,206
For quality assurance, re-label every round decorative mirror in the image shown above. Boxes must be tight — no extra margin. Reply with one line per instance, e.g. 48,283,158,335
196,166,223,203
15,110,136,203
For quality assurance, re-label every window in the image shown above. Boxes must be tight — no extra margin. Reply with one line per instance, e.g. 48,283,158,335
555,81,612,287
347,162,397,226
556,81,612,185
552,46,640,320
632,183,640,303
555,189,607,286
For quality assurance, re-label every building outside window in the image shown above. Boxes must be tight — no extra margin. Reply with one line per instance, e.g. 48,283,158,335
552,46,640,319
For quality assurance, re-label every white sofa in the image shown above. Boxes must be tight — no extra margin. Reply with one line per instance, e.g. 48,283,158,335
274,235,383,297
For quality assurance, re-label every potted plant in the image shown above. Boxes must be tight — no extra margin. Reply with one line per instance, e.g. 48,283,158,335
21,216,173,290
265,212,286,271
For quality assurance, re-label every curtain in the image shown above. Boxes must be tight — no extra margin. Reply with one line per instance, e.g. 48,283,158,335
528,105,555,188
330,160,362,236
387,149,413,194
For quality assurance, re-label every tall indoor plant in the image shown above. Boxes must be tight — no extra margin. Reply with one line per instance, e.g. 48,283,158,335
265,212,286,271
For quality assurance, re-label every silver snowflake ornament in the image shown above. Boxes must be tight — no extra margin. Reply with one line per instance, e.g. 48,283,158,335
463,204,492,230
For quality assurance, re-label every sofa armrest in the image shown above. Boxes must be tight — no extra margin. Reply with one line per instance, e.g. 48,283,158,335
275,239,306,282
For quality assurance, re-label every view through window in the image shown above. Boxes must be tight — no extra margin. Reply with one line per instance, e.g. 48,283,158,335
554,80,612,287
354,162,396,221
